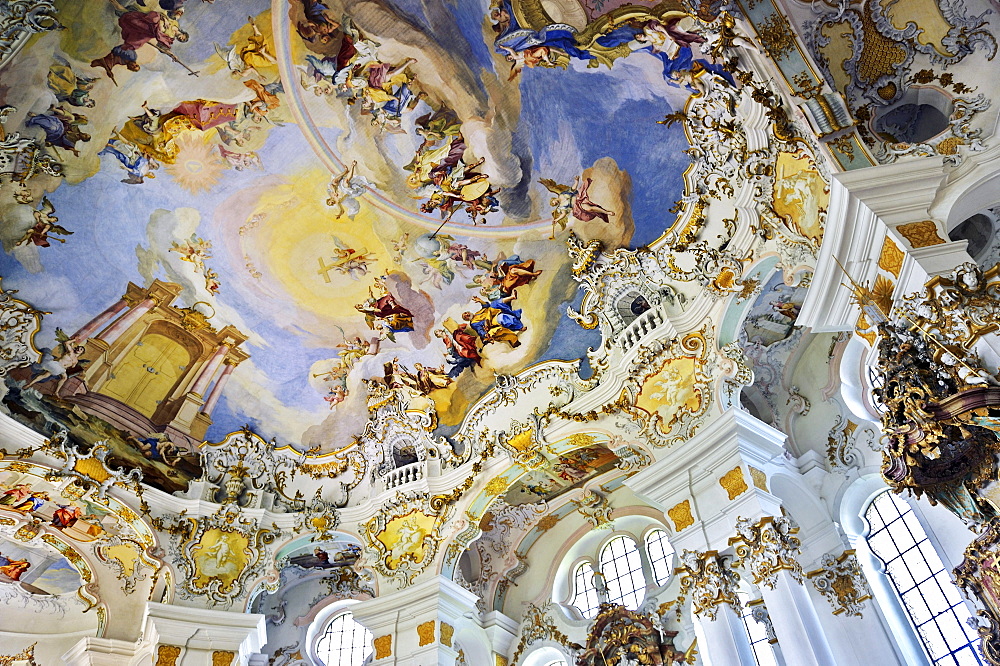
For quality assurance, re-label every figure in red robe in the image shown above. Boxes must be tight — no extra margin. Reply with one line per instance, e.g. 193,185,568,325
91,10,188,82
51,504,83,529
435,325,482,377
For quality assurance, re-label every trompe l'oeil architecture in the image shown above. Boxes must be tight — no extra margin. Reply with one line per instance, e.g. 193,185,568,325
1,0,1000,664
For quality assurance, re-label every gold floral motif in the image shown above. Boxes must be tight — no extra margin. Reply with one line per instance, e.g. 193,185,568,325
936,137,964,155
154,645,182,666
897,220,945,248
483,476,509,496
878,236,905,278
757,13,798,61
373,635,392,660
536,514,559,532
440,622,454,647
749,466,769,491
566,433,597,449
828,135,857,161
495,655,509,666
667,500,695,532
720,466,749,500
417,620,436,647
211,651,235,666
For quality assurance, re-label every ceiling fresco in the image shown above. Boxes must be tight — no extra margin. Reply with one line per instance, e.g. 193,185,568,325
0,0,727,484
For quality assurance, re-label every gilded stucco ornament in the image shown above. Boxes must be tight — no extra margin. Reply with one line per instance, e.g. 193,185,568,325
0,276,45,377
571,488,613,528
825,414,873,472
956,520,1000,665
361,491,450,586
0,642,37,666
50,434,143,501
159,503,281,606
200,427,300,508
497,417,546,469
631,329,715,448
95,535,158,595
806,550,872,617
0,2,61,68
676,550,742,619
730,516,804,588
509,602,578,665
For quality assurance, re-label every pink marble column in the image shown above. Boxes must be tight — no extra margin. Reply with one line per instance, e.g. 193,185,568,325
100,298,156,345
189,344,230,397
202,363,236,416
73,298,128,340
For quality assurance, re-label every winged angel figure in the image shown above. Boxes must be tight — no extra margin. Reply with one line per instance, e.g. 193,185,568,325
538,176,615,239
16,198,72,248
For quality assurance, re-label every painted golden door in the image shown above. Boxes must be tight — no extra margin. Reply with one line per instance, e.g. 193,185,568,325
99,333,190,418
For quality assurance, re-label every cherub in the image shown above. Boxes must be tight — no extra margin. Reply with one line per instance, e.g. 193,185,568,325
539,176,615,239
204,268,221,295
391,232,410,265
17,198,73,248
170,234,212,273
498,43,555,80
319,237,376,281
326,160,371,219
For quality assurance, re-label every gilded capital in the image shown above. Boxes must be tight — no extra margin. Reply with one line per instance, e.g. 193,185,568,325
676,549,742,619
807,550,871,617
730,515,803,588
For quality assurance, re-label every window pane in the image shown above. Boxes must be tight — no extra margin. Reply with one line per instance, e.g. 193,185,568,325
739,596,781,666
645,529,675,586
572,562,601,619
864,491,983,665
599,536,647,609
316,612,374,666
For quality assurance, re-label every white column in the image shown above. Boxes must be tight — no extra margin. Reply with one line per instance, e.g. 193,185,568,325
693,603,756,666
757,569,836,666
100,297,155,345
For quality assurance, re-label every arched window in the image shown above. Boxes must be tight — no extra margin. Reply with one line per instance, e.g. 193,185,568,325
645,529,675,586
599,536,646,609
315,611,374,666
571,562,601,619
864,491,982,665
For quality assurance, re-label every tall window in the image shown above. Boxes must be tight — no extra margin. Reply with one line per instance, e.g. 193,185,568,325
571,562,601,619
646,529,675,586
315,611,373,666
865,490,983,666
739,595,782,666
599,536,647,609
